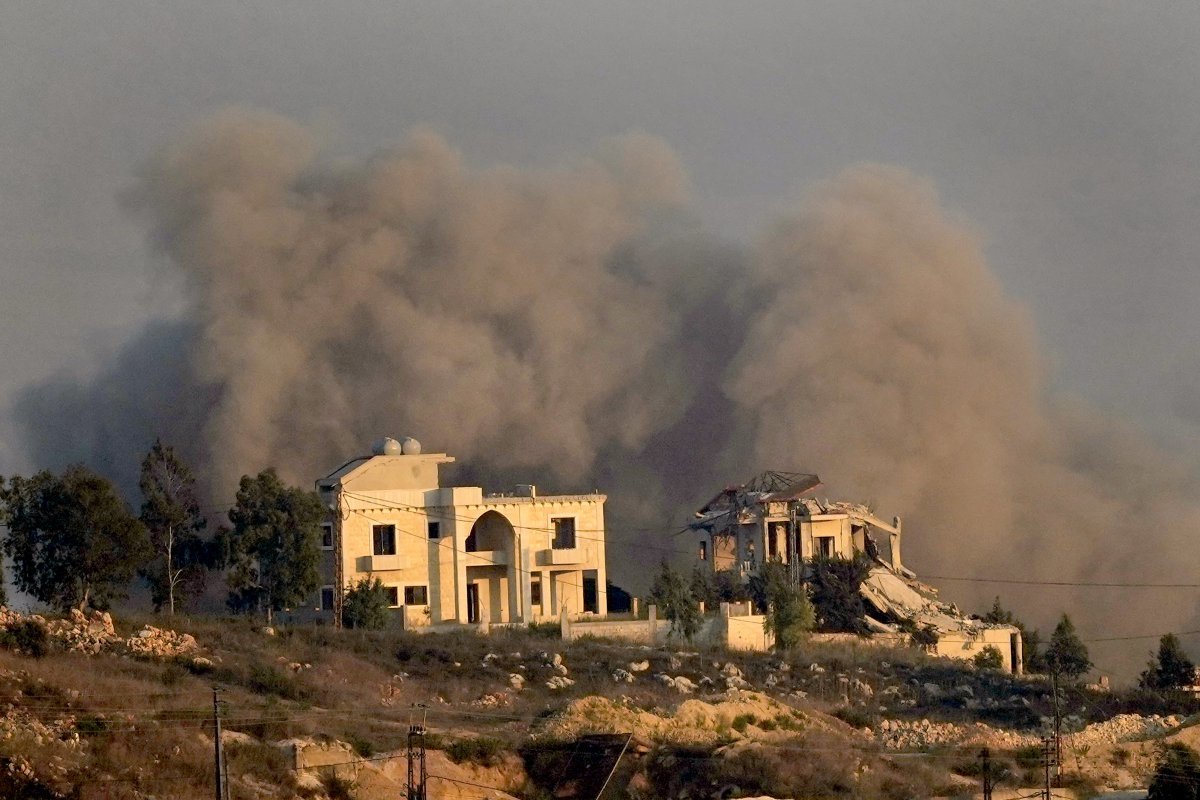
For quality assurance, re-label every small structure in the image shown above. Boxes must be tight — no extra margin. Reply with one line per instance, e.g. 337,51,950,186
314,437,608,628
689,471,1023,673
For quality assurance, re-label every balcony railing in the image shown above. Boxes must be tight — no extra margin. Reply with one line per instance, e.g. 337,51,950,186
535,546,594,566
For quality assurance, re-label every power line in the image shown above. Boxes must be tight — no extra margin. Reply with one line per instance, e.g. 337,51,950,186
924,575,1200,589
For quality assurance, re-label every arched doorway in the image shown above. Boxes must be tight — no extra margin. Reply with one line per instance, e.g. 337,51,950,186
464,511,519,624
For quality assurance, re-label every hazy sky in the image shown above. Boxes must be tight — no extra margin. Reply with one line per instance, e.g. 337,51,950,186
2,5,1200,646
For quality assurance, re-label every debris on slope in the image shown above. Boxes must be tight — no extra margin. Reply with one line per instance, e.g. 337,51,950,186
0,705,86,795
0,607,202,662
874,713,1189,751
534,690,844,747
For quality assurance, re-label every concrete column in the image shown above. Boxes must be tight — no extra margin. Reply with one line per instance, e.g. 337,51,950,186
454,523,468,623
1013,630,1024,675
519,544,533,624
648,604,658,644
891,516,904,571
631,597,639,618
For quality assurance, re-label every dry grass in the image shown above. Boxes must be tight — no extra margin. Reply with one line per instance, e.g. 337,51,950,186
0,609,1063,799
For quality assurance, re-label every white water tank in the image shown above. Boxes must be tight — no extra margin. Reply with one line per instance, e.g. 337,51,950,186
371,437,402,456
401,436,422,455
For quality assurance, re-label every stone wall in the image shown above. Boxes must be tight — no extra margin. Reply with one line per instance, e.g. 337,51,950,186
560,604,773,651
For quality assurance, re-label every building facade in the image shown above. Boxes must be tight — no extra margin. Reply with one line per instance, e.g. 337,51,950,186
690,471,906,579
314,437,608,627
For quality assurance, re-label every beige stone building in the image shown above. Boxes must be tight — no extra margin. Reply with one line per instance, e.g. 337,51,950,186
314,437,608,628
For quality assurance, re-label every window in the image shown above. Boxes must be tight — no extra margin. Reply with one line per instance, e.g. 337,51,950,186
552,517,576,549
699,541,708,561
427,521,441,540
530,573,542,606
321,523,333,549
372,524,397,556
320,587,335,611
817,536,834,559
404,586,428,606
384,586,400,608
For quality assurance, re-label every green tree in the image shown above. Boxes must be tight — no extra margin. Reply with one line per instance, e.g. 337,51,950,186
808,553,872,634
1140,634,1197,693
138,440,209,615
1023,627,1047,673
754,561,814,650
1,465,150,610
648,561,702,641
341,577,391,630
1044,614,1092,680
690,565,718,611
220,469,324,624
1148,741,1200,800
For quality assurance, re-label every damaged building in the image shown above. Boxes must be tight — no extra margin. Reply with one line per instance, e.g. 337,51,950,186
689,471,1023,673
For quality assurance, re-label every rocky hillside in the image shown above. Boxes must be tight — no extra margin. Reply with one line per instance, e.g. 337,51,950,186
0,607,1193,799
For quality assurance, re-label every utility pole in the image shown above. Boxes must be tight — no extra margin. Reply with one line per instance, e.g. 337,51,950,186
1051,669,1063,786
212,688,225,800
788,507,801,587
407,708,427,800
979,748,993,800
1041,735,1056,800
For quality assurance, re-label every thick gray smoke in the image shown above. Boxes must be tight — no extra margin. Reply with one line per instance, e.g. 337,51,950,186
17,110,1200,676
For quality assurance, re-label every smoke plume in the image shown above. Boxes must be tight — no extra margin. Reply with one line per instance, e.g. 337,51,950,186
17,110,1200,675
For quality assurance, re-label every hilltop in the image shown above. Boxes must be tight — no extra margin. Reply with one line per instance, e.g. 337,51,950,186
0,608,1195,800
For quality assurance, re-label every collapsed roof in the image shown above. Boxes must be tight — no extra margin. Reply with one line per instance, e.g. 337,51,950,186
689,470,1012,638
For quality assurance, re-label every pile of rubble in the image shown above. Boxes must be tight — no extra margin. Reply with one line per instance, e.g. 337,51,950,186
1067,713,1186,748
874,713,1190,751
125,625,199,659
875,718,1035,750
0,706,86,792
0,606,202,662
536,690,833,746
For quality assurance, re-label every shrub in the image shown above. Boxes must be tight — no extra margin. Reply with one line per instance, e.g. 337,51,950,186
648,562,702,641
76,715,109,737
0,619,49,657
973,646,1005,671
1148,741,1200,800
731,714,757,733
832,707,875,730
446,736,506,767
526,621,560,639
909,624,939,651
320,771,357,800
752,561,814,649
342,577,391,631
248,664,308,700
160,662,189,686
347,733,375,758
